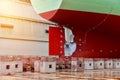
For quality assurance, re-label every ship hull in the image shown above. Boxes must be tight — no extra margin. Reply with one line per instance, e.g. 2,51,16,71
40,9,120,58
31,0,120,58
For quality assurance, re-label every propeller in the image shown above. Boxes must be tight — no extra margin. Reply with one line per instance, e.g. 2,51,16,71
64,34,76,56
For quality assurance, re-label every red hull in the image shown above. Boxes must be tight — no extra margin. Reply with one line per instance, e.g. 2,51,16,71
40,9,120,58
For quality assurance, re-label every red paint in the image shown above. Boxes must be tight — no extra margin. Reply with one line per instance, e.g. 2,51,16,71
49,27,65,56
41,9,120,58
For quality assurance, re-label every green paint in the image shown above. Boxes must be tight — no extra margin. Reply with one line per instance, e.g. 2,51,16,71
31,0,120,16
31,0,62,13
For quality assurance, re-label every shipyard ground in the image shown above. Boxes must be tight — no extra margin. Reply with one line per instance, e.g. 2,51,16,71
1,69,120,80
